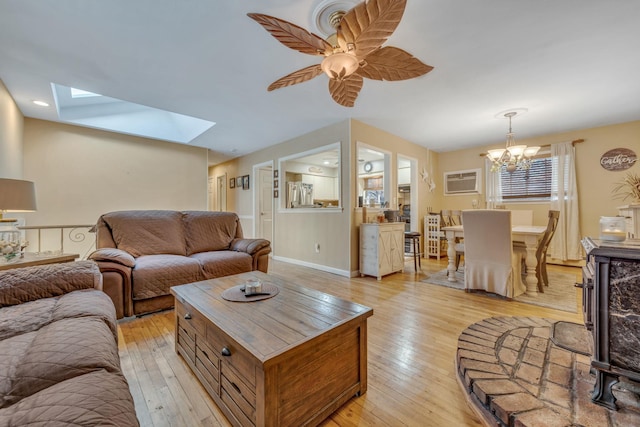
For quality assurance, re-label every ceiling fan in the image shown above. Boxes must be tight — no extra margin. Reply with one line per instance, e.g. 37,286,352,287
248,0,433,107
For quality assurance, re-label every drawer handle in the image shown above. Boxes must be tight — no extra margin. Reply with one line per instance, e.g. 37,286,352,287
184,313,192,320
230,381,242,394
221,347,231,357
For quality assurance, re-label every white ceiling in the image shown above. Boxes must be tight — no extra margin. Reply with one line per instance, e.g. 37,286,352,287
1,1,639,165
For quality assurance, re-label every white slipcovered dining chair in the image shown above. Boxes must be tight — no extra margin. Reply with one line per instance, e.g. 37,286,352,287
462,210,527,298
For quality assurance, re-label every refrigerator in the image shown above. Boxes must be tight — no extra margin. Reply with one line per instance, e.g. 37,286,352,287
286,182,314,208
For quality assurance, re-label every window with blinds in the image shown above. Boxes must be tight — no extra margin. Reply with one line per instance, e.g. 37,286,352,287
500,155,552,200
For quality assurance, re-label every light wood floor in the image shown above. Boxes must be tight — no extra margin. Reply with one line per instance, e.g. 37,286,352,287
118,257,584,427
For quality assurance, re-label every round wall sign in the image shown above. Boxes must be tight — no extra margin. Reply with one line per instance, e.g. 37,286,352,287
600,148,637,171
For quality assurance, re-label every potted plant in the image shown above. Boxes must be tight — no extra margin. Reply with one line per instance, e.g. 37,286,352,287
612,171,640,203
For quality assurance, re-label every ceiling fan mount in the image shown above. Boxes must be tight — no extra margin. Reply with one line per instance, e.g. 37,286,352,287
248,0,433,107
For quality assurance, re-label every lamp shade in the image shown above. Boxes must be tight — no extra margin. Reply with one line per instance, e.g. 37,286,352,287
0,178,37,212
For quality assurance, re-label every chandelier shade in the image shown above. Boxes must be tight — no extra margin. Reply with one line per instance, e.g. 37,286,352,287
487,111,540,173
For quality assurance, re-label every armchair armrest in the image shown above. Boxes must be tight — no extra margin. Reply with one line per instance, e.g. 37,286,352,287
88,248,136,268
0,260,102,308
230,238,271,256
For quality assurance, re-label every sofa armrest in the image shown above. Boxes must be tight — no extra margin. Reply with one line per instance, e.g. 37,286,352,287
88,248,136,268
0,260,102,308
230,238,271,256
94,260,133,319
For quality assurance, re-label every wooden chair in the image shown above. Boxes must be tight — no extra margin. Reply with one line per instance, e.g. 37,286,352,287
461,210,526,298
448,210,464,270
537,210,560,288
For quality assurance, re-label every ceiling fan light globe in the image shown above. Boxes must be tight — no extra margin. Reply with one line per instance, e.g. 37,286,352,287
506,163,518,173
321,52,359,79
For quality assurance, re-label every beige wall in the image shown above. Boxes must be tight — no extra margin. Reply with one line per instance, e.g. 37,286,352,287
210,120,353,274
0,79,24,178
438,120,640,240
350,120,438,271
23,118,209,226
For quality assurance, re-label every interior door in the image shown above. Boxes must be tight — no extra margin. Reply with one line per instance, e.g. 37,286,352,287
216,174,227,211
258,168,273,243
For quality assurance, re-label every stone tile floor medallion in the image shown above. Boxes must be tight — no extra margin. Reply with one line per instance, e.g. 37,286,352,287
456,316,640,427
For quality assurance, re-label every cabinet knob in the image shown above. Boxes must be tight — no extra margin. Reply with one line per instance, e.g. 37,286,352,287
221,347,231,357
184,313,192,320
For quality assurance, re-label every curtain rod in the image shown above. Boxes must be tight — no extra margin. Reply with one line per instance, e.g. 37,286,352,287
478,138,584,157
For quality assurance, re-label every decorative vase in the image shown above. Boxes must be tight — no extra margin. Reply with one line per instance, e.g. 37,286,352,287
0,220,22,261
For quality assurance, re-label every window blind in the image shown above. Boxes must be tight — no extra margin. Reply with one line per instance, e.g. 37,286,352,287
500,155,552,200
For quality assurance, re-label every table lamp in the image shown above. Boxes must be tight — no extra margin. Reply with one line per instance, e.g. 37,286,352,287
0,178,37,259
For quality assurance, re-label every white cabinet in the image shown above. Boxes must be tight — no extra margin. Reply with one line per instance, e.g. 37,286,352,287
302,174,337,200
618,204,640,239
360,222,405,280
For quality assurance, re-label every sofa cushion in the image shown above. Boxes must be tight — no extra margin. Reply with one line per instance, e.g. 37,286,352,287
3,317,121,407
0,290,116,342
190,251,253,279
131,254,204,300
0,370,139,427
0,261,101,308
103,210,187,257
183,211,240,256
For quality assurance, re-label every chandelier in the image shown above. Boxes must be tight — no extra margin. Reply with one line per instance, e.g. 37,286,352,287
487,111,540,173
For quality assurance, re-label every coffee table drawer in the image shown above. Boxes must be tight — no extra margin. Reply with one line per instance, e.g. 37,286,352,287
206,323,257,388
195,342,220,394
221,377,256,426
177,321,196,363
175,298,206,336
222,361,256,408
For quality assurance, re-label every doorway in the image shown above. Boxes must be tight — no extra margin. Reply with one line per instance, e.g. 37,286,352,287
216,174,227,212
397,155,418,231
254,164,273,243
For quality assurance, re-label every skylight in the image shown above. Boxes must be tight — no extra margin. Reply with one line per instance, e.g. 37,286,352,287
70,88,102,98
51,83,215,144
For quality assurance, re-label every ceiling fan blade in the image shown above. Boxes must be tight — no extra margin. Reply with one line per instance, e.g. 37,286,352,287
268,64,324,91
356,46,433,81
328,74,364,107
338,0,406,59
247,13,332,56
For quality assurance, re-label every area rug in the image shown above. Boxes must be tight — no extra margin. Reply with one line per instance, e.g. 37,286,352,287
421,269,579,313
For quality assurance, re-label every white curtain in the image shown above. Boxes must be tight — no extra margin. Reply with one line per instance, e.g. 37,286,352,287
485,158,502,209
549,142,582,260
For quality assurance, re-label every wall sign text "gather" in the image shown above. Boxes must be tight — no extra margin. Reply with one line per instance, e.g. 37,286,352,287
600,148,637,171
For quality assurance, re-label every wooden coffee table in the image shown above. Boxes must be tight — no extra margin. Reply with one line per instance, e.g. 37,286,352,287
170,271,373,427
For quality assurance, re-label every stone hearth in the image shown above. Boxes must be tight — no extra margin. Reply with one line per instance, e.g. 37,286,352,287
456,317,640,427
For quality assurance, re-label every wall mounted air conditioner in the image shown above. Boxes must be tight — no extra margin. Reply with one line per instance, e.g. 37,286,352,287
444,168,482,195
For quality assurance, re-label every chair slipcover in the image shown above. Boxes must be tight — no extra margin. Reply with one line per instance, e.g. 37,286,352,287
462,210,526,298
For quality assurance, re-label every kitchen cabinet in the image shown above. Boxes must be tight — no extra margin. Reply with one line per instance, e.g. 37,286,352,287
360,222,405,280
579,237,640,410
302,174,337,200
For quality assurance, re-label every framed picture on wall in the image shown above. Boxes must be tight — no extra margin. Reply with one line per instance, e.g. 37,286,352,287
274,169,279,178
274,179,278,189
237,177,242,188
242,175,250,190
229,177,235,189
274,189,279,198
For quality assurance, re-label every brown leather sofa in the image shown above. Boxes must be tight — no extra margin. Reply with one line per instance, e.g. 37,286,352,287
0,261,138,426
89,210,271,318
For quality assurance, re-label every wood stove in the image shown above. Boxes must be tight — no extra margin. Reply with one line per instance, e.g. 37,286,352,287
579,237,640,410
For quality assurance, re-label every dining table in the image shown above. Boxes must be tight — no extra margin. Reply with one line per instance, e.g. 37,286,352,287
442,224,547,296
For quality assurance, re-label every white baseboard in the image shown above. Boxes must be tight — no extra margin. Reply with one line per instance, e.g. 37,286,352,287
272,256,352,278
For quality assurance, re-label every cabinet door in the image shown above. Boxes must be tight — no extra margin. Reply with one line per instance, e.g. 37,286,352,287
390,228,405,271
377,230,393,276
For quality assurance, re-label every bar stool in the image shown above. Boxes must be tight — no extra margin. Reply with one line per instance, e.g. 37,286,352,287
404,231,422,271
